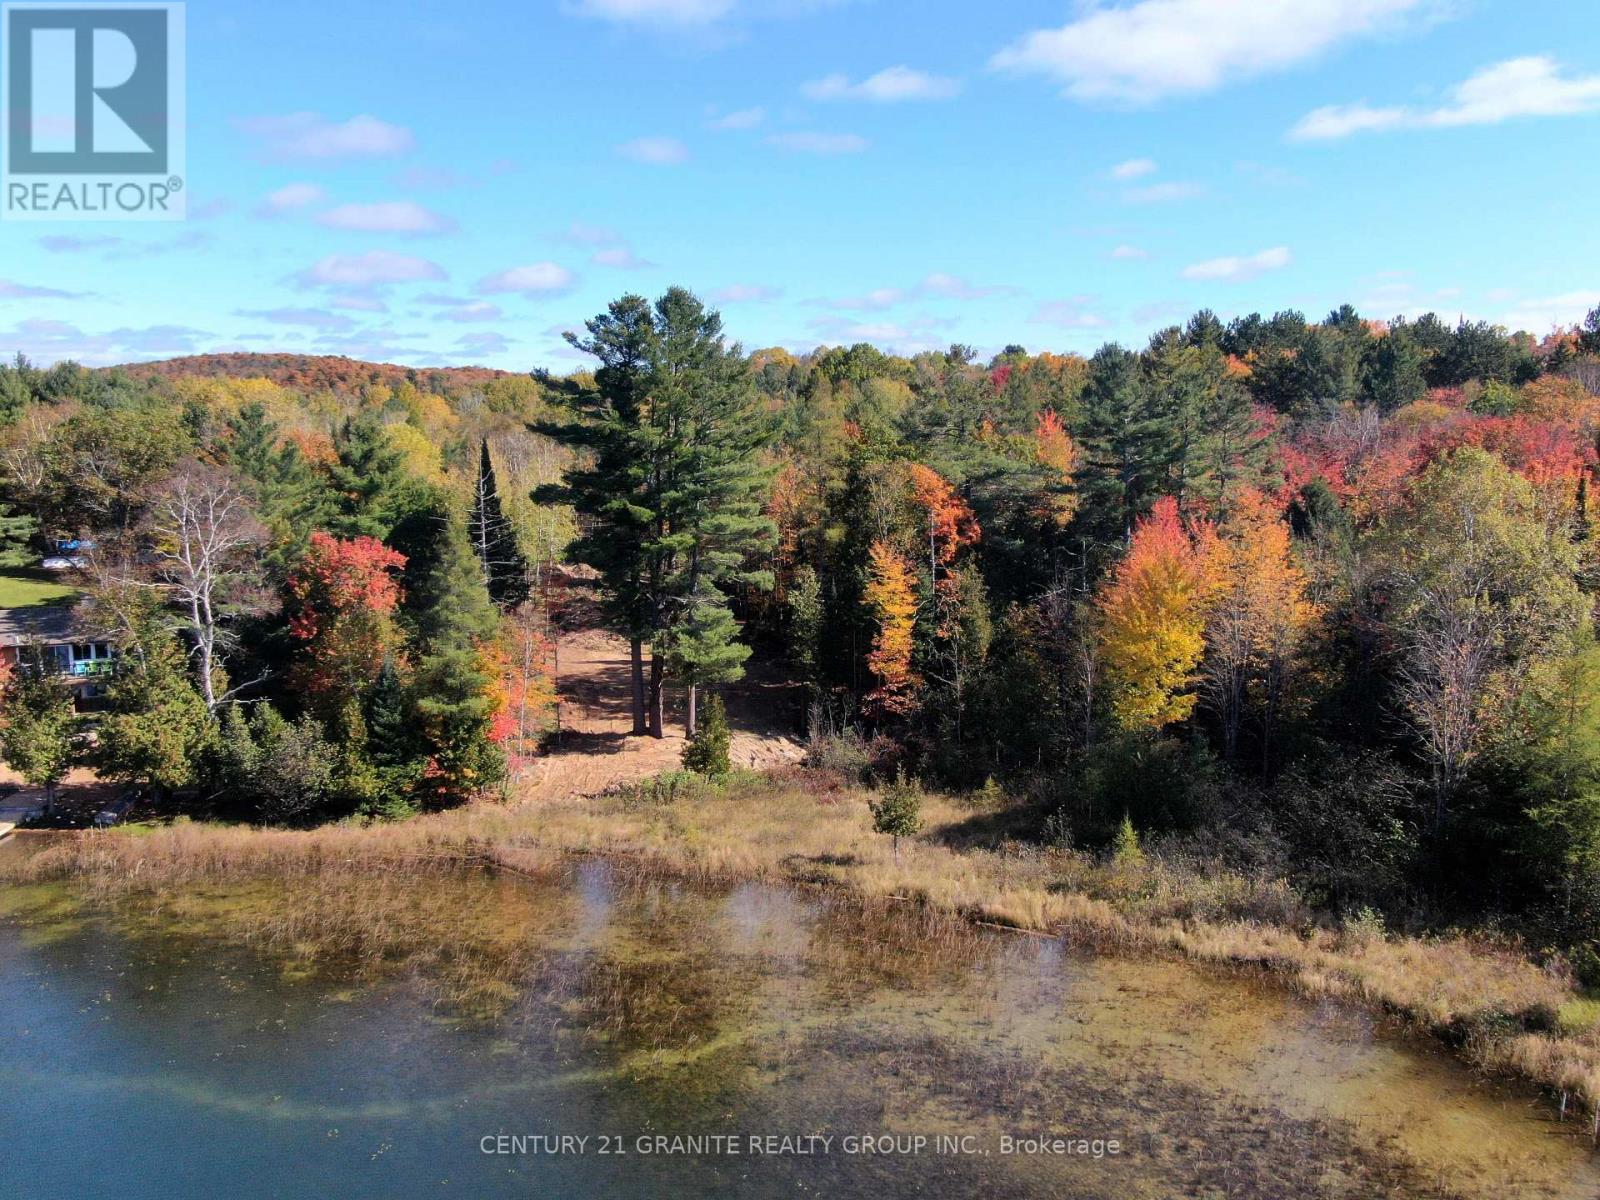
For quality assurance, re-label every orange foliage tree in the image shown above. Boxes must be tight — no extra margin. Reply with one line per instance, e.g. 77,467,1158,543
1097,497,1219,731
286,532,407,713
907,463,980,634
1033,408,1080,527
494,606,558,768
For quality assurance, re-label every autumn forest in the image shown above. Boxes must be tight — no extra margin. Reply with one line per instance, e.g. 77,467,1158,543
6,292,1600,985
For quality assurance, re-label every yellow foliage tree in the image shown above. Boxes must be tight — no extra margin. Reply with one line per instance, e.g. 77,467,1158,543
863,539,922,718
384,422,445,485
1097,497,1219,730
1201,487,1317,762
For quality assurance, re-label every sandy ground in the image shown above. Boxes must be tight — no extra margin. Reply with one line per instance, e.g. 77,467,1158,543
517,627,808,803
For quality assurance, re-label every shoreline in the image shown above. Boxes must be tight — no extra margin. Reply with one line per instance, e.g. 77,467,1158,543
4,767,1598,1124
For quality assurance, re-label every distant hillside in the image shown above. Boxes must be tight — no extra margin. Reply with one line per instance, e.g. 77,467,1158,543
113,353,512,396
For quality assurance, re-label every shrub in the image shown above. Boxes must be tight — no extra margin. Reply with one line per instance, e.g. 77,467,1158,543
805,700,870,777
1111,813,1144,867
1077,731,1217,839
869,768,923,861
683,694,732,776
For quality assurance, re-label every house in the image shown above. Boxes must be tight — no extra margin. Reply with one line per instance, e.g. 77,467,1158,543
0,602,116,707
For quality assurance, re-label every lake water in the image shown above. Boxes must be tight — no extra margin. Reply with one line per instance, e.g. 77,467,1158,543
2,857,1597,1199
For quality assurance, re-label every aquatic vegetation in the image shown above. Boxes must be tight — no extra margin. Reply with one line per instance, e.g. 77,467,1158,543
1,768,1593,1119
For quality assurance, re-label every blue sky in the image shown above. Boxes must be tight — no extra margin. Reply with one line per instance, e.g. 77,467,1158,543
2,0,1599,370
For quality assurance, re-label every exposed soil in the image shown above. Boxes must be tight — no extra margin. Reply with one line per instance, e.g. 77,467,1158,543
517,626,808,803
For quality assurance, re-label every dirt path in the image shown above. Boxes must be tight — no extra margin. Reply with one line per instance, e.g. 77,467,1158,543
515,628,807,803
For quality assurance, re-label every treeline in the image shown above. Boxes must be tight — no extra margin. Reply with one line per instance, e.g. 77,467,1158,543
548,292,1600,976
0,354,564,824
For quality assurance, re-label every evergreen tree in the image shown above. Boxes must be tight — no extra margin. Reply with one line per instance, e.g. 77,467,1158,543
681,692,732,776
787,564,824,693
668,586,751,733
0,502,36,568
246,703,339,826
0,651,76,808
228,402,333,569
870,769,923,862
1077,344,1175,548
642,287,777,735
468,440,530,609
97,635,212,797
1361,323,1427,413
557,293,659,734
1580,304,1600,357
410,515,507,804
1112,812,1144,866
559,287,776,737
325,415,419,541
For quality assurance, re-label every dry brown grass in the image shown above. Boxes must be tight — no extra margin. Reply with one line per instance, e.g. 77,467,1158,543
4,769,1596,1114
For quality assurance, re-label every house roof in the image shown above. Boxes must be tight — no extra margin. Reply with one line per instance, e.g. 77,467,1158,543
0,603,81,646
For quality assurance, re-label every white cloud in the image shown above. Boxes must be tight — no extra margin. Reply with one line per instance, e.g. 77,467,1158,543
1123,180,1205,203
0,318,213,366
805,315,954,354
816,274,1012,311
919,273,1014,300
418,293,505,322
1109,244,1150,260
292,250,447,289
456,332,513,357
234,307,357,331
802,66,960,103
710,284,781,302
560,221,622,246
708,107,765,130
238,113,415,160
329,293,389,313
568,0,733,24
441,301,505,323
0,279,82,299
1109,157,1157,180
990,0,1434,105
315,200,457,235
820,287,907,312
592,246,655,269
1181,246,1292,282
1029,299,1112,329
617,136,690,165
765,131,868,155
475,263,577,295
258,182,325,214
1290,56,1600,140
1499,290,1600,334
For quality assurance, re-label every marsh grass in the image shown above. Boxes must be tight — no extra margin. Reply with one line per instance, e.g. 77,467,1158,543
4,771,1598,1114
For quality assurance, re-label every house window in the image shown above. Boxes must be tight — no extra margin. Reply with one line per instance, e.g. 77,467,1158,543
69,643,114,676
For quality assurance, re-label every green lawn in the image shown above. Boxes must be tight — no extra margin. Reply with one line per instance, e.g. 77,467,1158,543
0,570,79,609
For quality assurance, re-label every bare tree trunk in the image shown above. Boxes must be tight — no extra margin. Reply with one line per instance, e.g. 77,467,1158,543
686,683,698,738
647,652,665,739
630,638,646,736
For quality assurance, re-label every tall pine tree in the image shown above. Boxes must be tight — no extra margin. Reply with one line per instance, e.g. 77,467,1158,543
644,287,776,735
468,440,530,610
410,514,507,803
559,288,775,737
557,294,659,734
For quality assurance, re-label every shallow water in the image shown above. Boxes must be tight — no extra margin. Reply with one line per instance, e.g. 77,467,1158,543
2,859,1597,1199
